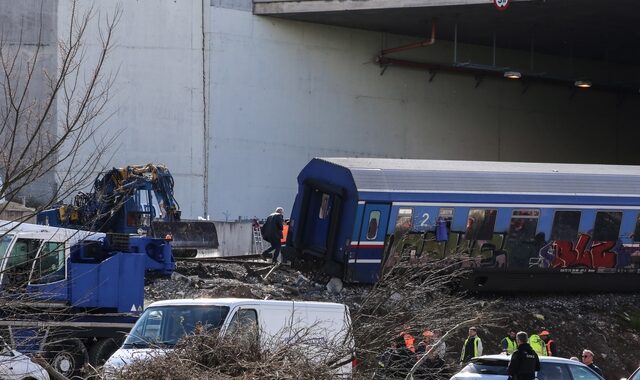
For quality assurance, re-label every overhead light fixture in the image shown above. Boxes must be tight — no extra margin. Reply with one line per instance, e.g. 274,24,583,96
574,80,592,88
504,71,521,79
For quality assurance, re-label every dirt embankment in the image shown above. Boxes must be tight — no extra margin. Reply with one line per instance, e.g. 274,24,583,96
473,294,640,379
146,261,640,379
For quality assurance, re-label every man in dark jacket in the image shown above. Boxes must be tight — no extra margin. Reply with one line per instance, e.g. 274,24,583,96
581,349,603,376
261,207,285,263
377,335,416,379
508,331,540,380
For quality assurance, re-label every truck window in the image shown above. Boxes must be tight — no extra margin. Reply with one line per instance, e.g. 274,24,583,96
31,242,65,284
2,238,42,290
0,234,13,262
123,305,230,348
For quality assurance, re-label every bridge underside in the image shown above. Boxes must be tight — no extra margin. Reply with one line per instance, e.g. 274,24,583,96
255,0,640,67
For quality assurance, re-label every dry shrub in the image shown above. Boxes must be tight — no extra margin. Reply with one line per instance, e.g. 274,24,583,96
116,325,350,380
351,257,496,379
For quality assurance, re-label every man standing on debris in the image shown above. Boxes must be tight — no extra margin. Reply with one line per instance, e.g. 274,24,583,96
581,349,603,376
261,207,285,263
539,330,557,356
501,329,518,355
508,331,540,380
460,327,483,365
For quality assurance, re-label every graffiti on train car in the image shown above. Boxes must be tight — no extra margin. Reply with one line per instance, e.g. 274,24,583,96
388,207,640,272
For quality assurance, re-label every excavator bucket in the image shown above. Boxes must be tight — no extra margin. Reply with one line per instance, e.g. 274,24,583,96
152,220,219,258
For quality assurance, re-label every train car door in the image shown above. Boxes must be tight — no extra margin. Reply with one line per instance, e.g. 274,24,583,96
349,203,390,282
296,183,344,260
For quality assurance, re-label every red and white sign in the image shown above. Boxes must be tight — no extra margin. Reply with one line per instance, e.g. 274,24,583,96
493,0,510,11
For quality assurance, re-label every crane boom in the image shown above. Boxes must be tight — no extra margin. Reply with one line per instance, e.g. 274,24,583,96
37,163,218,256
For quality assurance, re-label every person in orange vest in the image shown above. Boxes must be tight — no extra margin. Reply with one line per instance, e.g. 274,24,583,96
399,328,416,353
280,219,290,244
539,330,557,356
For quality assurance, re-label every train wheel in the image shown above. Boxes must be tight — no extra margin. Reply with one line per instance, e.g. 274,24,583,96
88,337,120,368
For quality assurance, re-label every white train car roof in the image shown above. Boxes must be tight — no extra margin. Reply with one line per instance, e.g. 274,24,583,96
316,158,640,197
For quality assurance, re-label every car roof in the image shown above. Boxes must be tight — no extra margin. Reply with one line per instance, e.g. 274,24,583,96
474,354,589,365
148,298,347,309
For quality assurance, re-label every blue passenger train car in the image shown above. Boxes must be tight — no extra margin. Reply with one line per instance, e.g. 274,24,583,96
283,158,640,292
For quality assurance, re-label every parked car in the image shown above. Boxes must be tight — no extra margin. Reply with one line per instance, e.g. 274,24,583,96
451,354,604,380
103,298,354,379
622,366,640,380
0,338,49,380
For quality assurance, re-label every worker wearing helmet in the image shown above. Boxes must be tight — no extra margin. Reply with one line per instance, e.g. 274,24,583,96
539,330,557,356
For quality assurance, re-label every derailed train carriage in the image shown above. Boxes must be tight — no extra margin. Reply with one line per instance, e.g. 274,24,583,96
283,158,640,292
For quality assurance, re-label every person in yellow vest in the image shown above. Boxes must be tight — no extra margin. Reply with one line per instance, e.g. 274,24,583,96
501,329,518,355
528,332,547,357
460,326,483,365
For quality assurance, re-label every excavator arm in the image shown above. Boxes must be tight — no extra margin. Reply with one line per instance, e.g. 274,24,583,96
37,164,218,256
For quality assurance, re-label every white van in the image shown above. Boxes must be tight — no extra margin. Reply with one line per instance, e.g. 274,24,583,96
104,298,355,377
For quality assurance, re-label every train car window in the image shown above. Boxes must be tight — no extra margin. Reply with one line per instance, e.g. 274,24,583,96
438,208,454,230
507,210,539,241
551,211,581,241
592,211,622,241
466,209,497,241
634,214,640,242
319,193,331,219
419,208,455,256
366,211,381,240
505,210,540,269
396,208,413,234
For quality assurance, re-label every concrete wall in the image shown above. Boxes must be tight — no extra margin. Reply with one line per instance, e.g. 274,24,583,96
15,0,638,228
213,221,255,256
57,0,209,218
0,0,58,203
208,3,640,221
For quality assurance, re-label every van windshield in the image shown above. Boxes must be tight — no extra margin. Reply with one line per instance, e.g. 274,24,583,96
123,305,230,348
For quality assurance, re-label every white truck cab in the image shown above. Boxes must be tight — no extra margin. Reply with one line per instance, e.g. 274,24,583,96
104,298,354,377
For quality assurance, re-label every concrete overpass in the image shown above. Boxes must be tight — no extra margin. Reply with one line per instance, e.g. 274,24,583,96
254,0,640,93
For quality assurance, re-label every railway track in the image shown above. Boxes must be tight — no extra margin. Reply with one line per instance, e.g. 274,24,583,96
176,254,275,267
